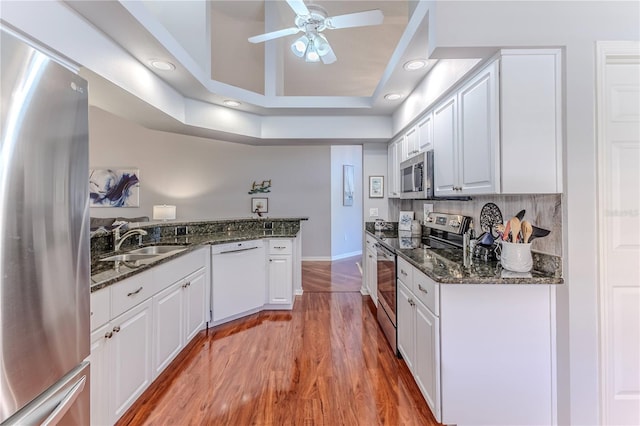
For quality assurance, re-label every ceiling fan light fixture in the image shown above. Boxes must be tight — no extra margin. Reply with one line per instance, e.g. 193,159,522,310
403,59,428,71
291,35,309,58
305,43,320,62
384,93,403,101
315,34,331,56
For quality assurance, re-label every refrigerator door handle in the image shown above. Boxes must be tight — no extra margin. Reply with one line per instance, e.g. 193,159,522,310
40,375,86,426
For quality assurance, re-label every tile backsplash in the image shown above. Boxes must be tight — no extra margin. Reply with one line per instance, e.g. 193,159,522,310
389,194,562,256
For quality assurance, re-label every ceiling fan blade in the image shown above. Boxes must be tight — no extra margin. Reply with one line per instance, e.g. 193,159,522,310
248,27,300,44
326,9,384,30
286,0,310,17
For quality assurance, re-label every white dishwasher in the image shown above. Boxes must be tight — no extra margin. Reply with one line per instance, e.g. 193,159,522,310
211,240,265,323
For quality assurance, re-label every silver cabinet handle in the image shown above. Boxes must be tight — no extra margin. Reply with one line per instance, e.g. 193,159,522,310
104,331,113,339
273,246,286,249
41,375,87,426
182,281,191,288
408,298,415,307
113,325,120,333
127,286,143,297
417,284,428,294
400,269,408,276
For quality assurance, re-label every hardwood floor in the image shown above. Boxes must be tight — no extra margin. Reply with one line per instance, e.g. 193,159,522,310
302,256,363,292
116,260,438,426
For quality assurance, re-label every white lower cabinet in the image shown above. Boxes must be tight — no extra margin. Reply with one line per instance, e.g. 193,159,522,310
397,279,440,421
267,239,293,307
90,298,153,426
397,255,558,426
364,235,377,305
90,247,210,426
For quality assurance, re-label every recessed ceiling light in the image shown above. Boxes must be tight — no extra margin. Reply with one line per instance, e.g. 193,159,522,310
223,100,241,107
384,93,403,101
150,60,175,71
403,59,428,71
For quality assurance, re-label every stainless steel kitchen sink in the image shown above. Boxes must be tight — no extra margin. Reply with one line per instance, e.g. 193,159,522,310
127,246,187,255
100,253,159,262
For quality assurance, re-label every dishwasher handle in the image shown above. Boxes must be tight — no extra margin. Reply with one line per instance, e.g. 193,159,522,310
218,246,259,255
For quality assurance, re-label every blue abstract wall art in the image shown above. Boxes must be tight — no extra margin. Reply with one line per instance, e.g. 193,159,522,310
89,168,140,207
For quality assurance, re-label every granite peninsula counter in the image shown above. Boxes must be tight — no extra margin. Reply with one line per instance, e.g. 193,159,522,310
367,230,563,285
91,217,307,291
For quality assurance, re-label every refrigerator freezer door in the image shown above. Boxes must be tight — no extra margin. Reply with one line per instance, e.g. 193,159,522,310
1,362,90,426
0,28,90,423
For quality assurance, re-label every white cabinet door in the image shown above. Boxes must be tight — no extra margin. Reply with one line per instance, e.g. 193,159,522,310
184,268,207,342
405,126,419,160
397,281,415,372
365,247,377,305
111,298,153,420
90,323,113,426
387,138,401,198
415,299,441,423
433,94,458,196
417,113,433,152
152,281,184,377
501,49,562,193
458,61,499,194
268,255,292,305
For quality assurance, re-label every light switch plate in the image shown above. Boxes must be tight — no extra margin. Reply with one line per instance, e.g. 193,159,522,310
369,208,379,217
423,203,433,223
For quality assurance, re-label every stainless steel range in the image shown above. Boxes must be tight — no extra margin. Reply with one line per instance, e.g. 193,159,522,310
374,212,471,356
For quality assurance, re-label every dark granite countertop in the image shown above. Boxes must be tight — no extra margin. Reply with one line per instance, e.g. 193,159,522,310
366,231,563,285
91,229,299,292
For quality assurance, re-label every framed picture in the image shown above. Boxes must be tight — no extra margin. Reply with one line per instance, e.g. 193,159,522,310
343,165,354,206
369,176,384,198
89,168,140,207
251,197,268,214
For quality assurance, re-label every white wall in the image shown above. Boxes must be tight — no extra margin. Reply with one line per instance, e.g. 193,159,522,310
330,145,363,260
363,144,390,221
89,107,332,258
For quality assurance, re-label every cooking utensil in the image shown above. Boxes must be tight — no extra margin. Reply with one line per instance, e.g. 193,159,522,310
502,220,511,241
510,217,521,243
530,225,551,241
515,209,526,221
521,220,533,243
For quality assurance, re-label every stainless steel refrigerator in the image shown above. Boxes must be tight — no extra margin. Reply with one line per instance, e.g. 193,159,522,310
0,26,90,425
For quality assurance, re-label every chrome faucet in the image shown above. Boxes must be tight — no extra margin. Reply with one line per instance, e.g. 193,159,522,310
114,227,148,252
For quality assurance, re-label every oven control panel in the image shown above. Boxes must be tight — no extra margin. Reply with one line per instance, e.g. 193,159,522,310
425,212,471,235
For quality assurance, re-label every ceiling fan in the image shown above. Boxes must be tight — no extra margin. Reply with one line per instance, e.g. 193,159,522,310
248,0,384,64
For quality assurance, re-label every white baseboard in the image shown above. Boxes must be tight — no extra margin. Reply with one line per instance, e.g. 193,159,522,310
295,289,304,296
360,286,370,296
302,251,362,262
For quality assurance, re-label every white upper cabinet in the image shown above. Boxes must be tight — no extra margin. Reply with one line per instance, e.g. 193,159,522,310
458,61,500,194
434,61,499,196
417,113,433,152
387,137,402,198
404,126,419,160
415,48,562,197
433,94,459,195
500,49,562,193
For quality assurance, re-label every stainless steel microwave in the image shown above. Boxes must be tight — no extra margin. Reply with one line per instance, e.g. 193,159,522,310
400,150,434,199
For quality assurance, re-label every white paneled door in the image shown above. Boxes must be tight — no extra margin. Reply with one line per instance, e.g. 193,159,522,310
597,41,640,426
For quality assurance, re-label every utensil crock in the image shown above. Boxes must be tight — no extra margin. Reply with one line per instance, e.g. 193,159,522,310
500,241,533,272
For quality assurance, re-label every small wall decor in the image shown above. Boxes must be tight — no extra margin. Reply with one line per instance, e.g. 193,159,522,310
89,168,140,207
248,179,271,194
369,176,384,198
343,165,354,206
251,197,268,216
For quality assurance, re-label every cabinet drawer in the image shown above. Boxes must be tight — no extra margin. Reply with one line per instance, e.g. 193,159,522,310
91,288,110,331
397,256,413,286
152,248,205,292
111,269,154,318
365,235,376,249
413,270,439,315
269,239,292,255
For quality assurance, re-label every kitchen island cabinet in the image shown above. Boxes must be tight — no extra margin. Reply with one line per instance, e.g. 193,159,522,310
395,254,558,426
